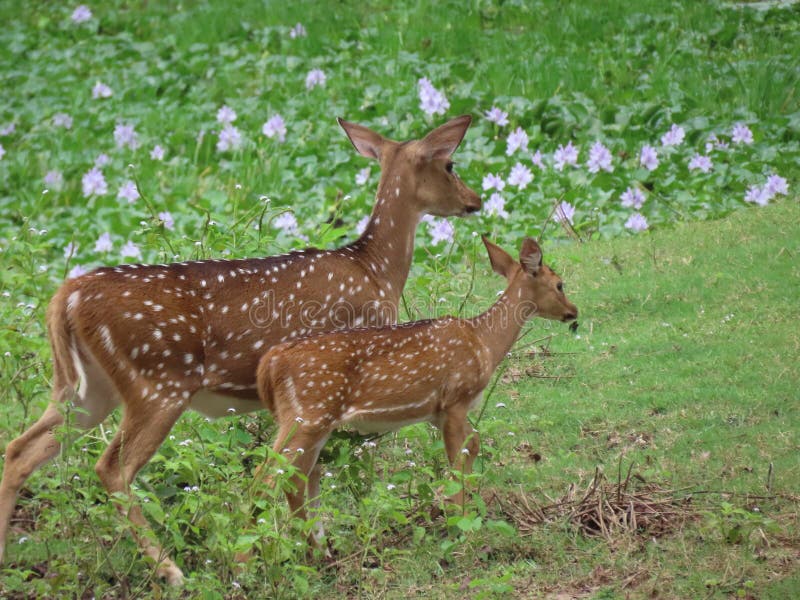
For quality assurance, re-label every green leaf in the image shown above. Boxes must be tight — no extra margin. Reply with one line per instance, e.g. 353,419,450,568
234,534,261,553
485,519,517,537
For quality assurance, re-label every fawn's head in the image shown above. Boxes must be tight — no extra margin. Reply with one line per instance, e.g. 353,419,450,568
338,115,481,217
482,236,578,323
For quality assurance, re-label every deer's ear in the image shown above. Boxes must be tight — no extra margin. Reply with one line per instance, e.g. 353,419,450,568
420,115,472,160
482,235,516,280
337,118,385,161
519,238,543,275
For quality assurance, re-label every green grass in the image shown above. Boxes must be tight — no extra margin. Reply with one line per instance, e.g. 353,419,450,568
2,204,798,598
1,1,799,597
478,199,800,597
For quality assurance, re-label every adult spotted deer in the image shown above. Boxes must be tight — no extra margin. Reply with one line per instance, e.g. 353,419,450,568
0,116,480,585
257,236,578,545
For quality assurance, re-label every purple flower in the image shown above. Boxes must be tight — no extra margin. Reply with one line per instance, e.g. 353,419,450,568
553,201,575,225
274,212,300,235
355,215,370,235
620,187,645,209
94,232,113,253
705,134,722,153
640,145,659,171
481,173,505,192
765,174,788,196
150,145,165,160
68,264,88,279
484,193,509,219
0,122,15,136
744,185,771,206
117,180,139,203
531,149,545,169
121,241,142,259
94,153,111,167
52,113,73,129
44,170,64,189
484,107,509,127
625,213,648,232
82,167,108,197
731,123,753,145
661,124,685,147
507,163,533,189
114,123,140,150
305,69,327,90
355,167,371,186
505,127,529,156
216,105,237,124
216,124,242,152
688,154,713,173
553,141,579,171
428,218,455,245
71,5,92,23
289,23,307,38
262,114,286,142
0,143,5,161
586,141,613,173
92,81,112,99
64,242,78,258
418,78,450,117
158,211,175,230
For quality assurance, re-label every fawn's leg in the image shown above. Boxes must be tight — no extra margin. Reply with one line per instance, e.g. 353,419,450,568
442,406,481,506
306,463,326,546
271,422,329,548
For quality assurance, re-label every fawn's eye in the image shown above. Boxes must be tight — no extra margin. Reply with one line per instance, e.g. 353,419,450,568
557,282,564,292
445,161,454,173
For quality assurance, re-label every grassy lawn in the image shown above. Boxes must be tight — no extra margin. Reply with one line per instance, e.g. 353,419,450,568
2,203,797,598
475,199,800,598
1,0,799,598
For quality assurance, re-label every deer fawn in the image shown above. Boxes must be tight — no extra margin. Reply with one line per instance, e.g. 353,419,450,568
0,116,481,585
256,236,578,546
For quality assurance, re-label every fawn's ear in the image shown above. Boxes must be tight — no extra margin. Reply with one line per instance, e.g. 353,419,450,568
338,118,386,161
420,115,472,160
482,235,516,280
519,238,543,275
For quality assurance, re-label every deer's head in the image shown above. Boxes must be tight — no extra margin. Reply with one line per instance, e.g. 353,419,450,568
483,236,579,323
338,115,481,217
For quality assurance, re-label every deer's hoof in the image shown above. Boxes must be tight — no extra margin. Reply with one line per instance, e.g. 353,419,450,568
158,562,185,587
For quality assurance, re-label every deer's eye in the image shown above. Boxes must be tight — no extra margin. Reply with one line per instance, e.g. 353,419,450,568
445,161,454,173
557,282,564,292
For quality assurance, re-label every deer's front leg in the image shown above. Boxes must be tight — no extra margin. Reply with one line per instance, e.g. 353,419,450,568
441,406,481,507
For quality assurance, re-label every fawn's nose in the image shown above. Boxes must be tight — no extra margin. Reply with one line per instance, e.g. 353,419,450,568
464,200,481,214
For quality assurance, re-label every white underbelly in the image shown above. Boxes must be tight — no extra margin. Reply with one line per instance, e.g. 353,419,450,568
339,390,445,434
345,415,432,435
188,389,263,418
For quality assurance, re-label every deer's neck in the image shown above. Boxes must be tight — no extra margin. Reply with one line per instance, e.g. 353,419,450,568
350,175,421,303
470,274,536,371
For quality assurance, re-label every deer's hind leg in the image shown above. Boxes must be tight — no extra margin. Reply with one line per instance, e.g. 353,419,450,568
0,347,120,562
94,392,189,586
270,420,330,549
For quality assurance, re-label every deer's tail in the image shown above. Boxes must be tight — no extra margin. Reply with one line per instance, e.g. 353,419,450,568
46,286,79,398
